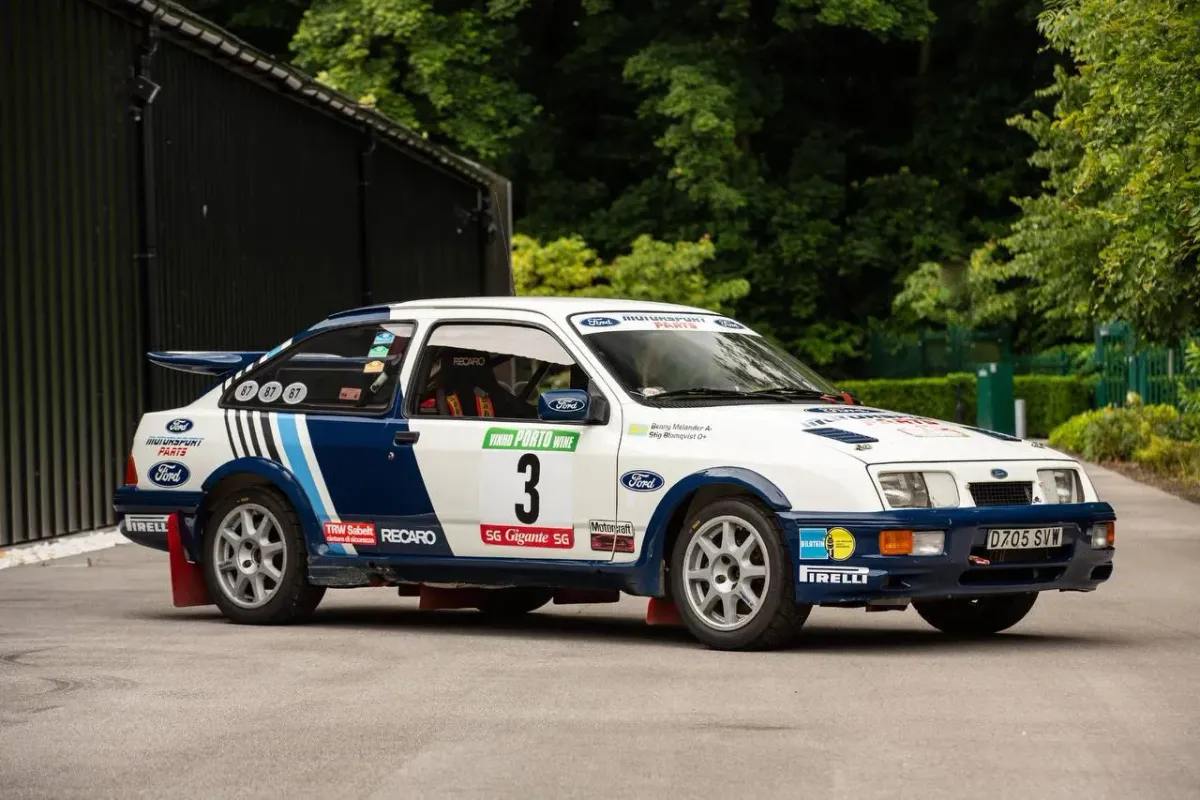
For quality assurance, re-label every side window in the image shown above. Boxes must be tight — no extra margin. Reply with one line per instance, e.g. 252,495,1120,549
411,323,592,420
223,322,415,414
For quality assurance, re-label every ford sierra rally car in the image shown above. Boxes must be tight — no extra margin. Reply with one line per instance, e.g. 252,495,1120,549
114,297,1116,650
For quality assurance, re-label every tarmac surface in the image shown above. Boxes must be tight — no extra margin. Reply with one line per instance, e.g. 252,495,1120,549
2,463,1198,799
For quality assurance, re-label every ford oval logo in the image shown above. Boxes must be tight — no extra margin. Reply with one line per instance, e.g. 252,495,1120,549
714,318,743,329
580,316,619,328
148,461,191,488
549,397,584,411
991,468,1008,479
620,470,665,492
165,418,194,433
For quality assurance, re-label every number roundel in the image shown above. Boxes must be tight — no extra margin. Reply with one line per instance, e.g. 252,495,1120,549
257,381,283,403
234,380,259,402
282,382,308,405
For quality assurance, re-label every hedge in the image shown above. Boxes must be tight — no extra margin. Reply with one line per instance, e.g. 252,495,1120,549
839,374,1093,437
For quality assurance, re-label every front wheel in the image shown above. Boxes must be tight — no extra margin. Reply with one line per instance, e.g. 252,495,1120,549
912,592,1038,636
202,486,325,625
670,497,810,651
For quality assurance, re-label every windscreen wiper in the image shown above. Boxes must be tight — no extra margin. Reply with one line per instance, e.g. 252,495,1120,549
750,387,856,404
646,387,792,402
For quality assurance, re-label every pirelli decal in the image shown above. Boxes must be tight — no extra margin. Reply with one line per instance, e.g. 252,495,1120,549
225,409,282,462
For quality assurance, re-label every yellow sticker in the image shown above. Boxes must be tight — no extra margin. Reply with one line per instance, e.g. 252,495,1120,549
825,527,855,561
363,360,384,374
627,423,649,436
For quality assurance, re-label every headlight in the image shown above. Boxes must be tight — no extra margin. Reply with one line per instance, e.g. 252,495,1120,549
1037,469,1083,504
879,472,930,508
878,471,959,509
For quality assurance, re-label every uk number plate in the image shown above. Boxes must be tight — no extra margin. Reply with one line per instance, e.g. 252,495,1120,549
986,527,1064,550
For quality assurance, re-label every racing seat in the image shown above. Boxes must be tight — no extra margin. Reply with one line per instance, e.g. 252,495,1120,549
433,350,533,419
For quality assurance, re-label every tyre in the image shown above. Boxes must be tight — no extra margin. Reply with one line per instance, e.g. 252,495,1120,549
475,587,553,618
202,486,325,624
670,496,811,651
912,592,1038,636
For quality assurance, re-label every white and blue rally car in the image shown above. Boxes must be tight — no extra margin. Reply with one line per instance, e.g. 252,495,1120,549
115,297,1116,650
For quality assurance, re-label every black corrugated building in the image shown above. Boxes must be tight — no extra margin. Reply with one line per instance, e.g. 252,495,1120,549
0,0,514,546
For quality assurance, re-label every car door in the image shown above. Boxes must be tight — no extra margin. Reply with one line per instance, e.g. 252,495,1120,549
405,318,623,561
221,320,450,557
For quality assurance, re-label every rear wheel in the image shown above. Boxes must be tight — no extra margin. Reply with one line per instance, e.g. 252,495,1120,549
670,497,810,651
913,592,1038,636
474,587,553,618
202,486,325,625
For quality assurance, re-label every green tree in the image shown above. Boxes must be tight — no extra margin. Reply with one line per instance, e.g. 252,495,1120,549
963,0,1200,343
184,0,1056,370
513,233,749,314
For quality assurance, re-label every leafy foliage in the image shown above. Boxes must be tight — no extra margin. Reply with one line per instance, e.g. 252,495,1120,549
956,0,1200,344
512,233,749,313
179,0,1057,369
1049,404,1200,466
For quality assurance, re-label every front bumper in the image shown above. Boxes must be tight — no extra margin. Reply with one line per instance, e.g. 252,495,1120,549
780,502,1116,605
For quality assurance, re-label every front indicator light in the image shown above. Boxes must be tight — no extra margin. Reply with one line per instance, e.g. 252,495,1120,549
1091,522,1115,549
879,529,913,555
878,530,945,556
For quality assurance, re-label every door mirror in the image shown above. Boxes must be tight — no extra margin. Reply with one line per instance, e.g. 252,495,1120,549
538,389,590,422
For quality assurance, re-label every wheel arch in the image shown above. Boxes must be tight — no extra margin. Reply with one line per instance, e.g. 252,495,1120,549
196,458,322,561
636,467,790,596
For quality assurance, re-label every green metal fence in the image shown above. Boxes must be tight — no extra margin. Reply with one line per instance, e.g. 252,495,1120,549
869,328,1009,378
1095,322,1199,408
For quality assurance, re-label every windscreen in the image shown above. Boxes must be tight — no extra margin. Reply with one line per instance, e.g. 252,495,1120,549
569,312,838,399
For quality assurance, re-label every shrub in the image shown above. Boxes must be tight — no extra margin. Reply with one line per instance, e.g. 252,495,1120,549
1048,408,1106,453
1015,375,1095,438
1133,435,1200,478
839,374,976,423
1082,409,1148,462
841,373,1092,436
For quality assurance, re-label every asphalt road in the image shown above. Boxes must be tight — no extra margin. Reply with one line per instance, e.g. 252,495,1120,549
2,464,1198,800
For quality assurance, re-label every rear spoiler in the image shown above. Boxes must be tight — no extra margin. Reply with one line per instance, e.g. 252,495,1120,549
147,351,264,377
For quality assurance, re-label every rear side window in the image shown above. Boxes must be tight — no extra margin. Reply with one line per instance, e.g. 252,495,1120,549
223,322,415,415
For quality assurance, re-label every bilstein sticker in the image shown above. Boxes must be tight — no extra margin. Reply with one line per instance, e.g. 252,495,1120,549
798,528,828,559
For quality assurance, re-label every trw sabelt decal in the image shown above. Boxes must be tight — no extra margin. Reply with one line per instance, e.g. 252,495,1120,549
323,521,377,547
479,427,576,551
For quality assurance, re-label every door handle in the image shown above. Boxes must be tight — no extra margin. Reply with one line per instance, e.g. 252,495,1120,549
394,430,420,445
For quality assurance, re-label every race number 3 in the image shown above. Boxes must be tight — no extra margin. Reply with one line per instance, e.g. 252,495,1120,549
515,453,540,524
479,427,577,548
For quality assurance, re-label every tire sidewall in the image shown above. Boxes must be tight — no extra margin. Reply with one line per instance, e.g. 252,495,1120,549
670,497,794,649
202,486,311,624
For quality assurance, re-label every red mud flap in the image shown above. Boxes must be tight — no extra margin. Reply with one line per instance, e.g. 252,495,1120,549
168,513,213,607
645,597,683,627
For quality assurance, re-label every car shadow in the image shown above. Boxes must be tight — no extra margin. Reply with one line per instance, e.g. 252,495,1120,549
129,605,1129,654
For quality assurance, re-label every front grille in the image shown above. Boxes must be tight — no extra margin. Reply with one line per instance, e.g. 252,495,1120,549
971,545,1071,564
968,481,1033,506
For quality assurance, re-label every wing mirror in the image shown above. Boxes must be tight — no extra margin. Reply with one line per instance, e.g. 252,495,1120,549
538,389,591,422
538,389,610,424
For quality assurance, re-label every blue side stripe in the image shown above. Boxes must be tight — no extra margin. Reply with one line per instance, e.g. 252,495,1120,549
275,414,329,525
